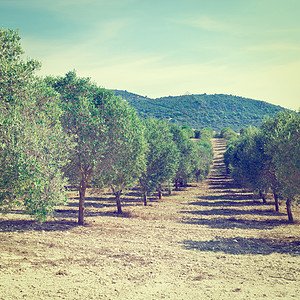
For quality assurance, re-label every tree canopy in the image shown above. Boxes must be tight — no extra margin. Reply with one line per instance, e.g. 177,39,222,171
0,28,72,221
224,111,300,222
139,118,180,205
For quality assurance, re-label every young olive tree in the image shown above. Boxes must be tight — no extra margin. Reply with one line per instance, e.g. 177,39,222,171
139,119,179,205
0,28,71,220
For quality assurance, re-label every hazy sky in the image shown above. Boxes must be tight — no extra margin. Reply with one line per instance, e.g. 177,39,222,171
1,0,300,110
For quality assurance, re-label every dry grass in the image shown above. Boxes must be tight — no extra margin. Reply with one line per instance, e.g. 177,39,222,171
0,138,299,299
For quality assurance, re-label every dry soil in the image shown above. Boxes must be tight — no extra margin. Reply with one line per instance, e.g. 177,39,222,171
0,138,299,299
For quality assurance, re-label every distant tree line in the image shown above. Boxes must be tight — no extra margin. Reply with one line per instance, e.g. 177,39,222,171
223,113,300,223
0,28,214,225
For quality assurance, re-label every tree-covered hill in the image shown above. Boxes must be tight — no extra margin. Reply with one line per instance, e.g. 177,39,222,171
112,90,287,132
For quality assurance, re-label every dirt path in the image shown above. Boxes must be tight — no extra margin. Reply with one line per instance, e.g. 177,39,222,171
0,138,299,299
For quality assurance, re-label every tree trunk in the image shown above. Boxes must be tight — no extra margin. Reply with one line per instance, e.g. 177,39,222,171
286,198,294,223
78,180,88,225
259,190,267,204
168,181,172,195
115,192,122,214
158,184,162,200
143,192,147,206
273,192,279,212
175,179,179,191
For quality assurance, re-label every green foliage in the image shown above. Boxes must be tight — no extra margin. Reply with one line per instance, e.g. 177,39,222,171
261,111,300,201
113,90,286,132
224,111,300,222
218,127,237,140
196,128,213,140
224,128,266,190
139,119,180,202
170,125,201,188
0,28,71,221
99,97,147,213
194,136,214,182
46,71,109,186
181,125,194,138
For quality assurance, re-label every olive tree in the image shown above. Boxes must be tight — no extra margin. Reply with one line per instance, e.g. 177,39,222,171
139,119,180,205
194,132,214,182
98,96,147,214
219,127,237,141
224,127,277,204
170,124,199,189
0,28,71,221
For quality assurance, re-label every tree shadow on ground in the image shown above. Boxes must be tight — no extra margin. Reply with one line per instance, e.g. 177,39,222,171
181,216,288,230
66,196,116,208
65,194,155,209
197,193,258,201
207,181,243,191
84,210,134,218
181,236,300,256
181,208,286,217
188,199,265,207
0,190,157,232
0,219,78,232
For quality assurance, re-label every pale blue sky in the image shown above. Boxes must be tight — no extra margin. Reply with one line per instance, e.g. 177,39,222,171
1,0,300,109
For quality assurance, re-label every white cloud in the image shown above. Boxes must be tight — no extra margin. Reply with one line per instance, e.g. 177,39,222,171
246,43,300,52
174,15,233,33
95,18,133,40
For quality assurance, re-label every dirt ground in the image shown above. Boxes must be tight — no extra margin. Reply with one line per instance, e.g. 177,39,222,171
1,138,299,300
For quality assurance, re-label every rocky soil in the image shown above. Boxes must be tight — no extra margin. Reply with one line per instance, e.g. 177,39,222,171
0,138,299,299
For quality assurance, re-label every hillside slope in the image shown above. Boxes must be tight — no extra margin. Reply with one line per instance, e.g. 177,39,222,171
113,90,286,131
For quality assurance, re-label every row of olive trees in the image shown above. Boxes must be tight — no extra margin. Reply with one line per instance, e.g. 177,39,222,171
224,112,300,222
0,28,213,225
46,73,213,223
0,28,146,224
139,120,214,206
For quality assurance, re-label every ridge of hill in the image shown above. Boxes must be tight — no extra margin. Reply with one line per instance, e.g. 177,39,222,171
112,90,286,131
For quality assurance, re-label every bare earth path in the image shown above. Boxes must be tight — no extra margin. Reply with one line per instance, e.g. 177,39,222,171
1,138,300,299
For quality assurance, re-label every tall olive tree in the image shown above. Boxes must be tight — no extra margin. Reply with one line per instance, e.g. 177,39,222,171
0,28,71,220
98,96,147,214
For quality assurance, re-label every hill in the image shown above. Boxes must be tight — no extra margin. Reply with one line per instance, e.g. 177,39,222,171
112,90,286,131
